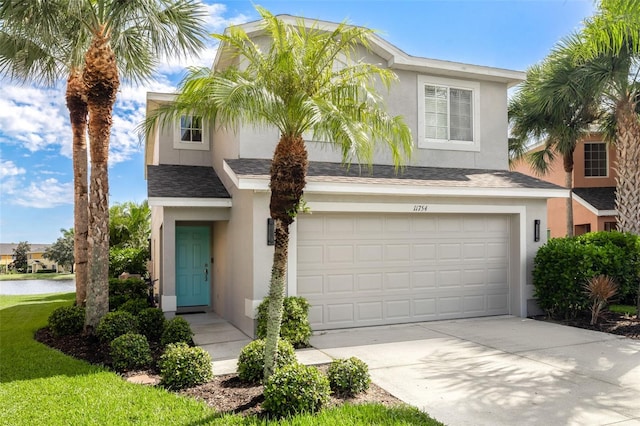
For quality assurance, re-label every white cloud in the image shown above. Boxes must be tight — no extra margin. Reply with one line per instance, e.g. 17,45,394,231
0,160,26,177
10,178,73,209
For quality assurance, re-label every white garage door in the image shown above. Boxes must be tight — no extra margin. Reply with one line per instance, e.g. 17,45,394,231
297,213,510,330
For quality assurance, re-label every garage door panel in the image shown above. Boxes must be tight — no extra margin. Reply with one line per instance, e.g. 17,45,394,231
438,270,462,287
357,273,383,291
463,295,486,313
385,244,411,261
327,244,354,263
356,244,383,262
413,243,437,260
297,275,323,296
326,303,354,324
386,300,411,319
298,213,510,330
358,301,383,321
413,270,436,287
385,272,411,290
298,245,323,264
327,274,353,293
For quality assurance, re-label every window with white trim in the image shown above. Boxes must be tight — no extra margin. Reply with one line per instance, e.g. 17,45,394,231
173,114,209,151
584,142,607,177
417,75,480,151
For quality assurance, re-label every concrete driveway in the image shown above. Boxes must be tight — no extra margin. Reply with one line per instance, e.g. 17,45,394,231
309,316,640,426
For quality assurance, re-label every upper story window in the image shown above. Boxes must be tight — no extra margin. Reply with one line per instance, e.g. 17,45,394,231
584,142,607,177
417,75,480,152
173,115,209,151
180,115,202,143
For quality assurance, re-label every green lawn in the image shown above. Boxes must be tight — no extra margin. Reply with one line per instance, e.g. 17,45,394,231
0,293,443,425
609,304,638,316
0,273,75,281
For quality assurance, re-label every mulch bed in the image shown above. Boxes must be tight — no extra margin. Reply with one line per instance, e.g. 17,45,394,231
36,310,640,416
531,311,640,339
34,328,402,417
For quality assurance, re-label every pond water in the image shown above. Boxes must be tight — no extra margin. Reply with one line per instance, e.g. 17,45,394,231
0,280,76,295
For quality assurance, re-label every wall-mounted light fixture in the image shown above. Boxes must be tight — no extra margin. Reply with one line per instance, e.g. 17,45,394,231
534,219,541,242
267,218,275,246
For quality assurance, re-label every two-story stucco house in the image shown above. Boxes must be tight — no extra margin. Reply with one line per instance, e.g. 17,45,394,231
144,15,568,337
513,133,617,238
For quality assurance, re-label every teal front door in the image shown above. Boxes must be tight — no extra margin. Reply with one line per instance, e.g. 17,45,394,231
176,226,211,307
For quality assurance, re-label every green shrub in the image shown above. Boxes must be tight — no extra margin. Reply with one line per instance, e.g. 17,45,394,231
256,296,312,348
109,278,147,310
109,246,149,278
117,298,149,315
48,305,85,336
110,333,152,372
137,308,166,343
160,317,194,347
327,357,371,395
158,342,213,390
237,338,297,383
533,231,640,318
263,364,330,417
96,311,138,343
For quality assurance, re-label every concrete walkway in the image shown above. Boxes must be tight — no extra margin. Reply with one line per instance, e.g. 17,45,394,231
187,313,640,426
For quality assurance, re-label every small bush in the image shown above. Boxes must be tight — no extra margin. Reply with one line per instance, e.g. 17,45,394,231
256,296,312,348
327,357,371,395
160,317,194,347
96,311,138,343
48,305,85,336
263,364,330,417
118,298,149,315
237,338,297,383
137,308,166,343
159,342,213,390
110,333,152,372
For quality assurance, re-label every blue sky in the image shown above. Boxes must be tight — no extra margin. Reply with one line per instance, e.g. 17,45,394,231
0,0,595,244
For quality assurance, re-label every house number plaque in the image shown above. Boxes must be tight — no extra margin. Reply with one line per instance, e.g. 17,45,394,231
412,205,429,212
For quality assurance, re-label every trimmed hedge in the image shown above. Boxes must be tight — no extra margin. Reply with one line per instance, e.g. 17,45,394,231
110,333,152,372
256,296,312,348
109,278,147,311
533,231,640,318
96,311,138,343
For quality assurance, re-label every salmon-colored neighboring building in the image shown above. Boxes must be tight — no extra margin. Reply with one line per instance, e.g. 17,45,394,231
513,134,617,238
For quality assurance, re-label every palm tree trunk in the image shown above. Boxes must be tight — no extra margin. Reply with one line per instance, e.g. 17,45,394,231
66,68,88,306
264,135,308,379
614,98,640,235
563,153,575,237
83,28,119,333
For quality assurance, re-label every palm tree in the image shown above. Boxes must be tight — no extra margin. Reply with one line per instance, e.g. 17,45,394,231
509,36,599,237
147,8,412,378
1,4,90,306
1,0,208,331
576,0,640,235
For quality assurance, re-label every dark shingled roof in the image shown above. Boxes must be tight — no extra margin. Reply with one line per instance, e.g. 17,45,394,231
225,158,564,190
573,187,616,211
147,165,230,198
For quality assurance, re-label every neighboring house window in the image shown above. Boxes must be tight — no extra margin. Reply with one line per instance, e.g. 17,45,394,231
584,142,607,177
417,75,480,151
604,221,617,232
173,115,209,151
575,223,592,235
